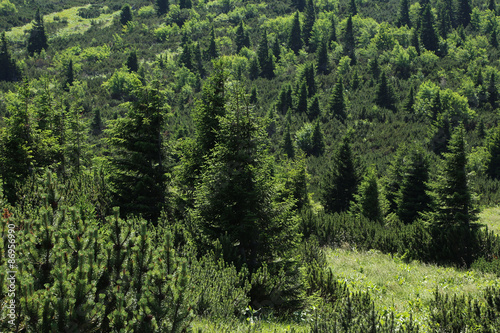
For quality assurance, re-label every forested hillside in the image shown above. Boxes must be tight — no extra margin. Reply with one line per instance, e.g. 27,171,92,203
2,0,500,331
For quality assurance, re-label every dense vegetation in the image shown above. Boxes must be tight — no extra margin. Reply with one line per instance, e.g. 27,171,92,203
2,0,500,331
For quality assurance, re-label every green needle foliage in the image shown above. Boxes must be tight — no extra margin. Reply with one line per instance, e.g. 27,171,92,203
27,9,48,56
0,32,19,82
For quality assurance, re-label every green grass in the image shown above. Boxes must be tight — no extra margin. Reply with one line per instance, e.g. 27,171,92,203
5,5,119,42
191,317,308,333
479,207,500,235
325,248,500,330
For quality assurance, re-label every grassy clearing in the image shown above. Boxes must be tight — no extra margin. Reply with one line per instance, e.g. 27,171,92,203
191,318,308,333
479,207,500,235
5,5,119,42
325,248,500,329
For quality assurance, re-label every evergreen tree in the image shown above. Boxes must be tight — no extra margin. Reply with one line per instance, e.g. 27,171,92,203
329,14,337,44
311,120,325,157
457,0,472,27
383,144,409,216
430,117,451,156
487,125,500,179
437,5,451,38
411,28,421,55
235,21,250,53
249,86,258,104
272,39,281,62
329,76,347,121
369,57,380,80
248,57,259,80
90,108,103,136
420,4,439,52
343,16,356,64
106,83,167,222
277,84,293,114
302,63,316,97
375,72,395,110
120,4,132,26
491,26,498,48
27,9,48,56
283,125,295,159
316,39,329,74
179,0,192,9
404,86,415,114
430,90,442,121
308,95,321,121
258,29,274,79
292,0,306,11
63,59,74,91
207,26,218,60
322,135,358,214
296,80,308,114
353,168,382,222
488,73,498,109
288,11,303,54
157,0,169,15
397,0,411,27
0,32,19,82
179,36,193,70
349,0,358,16
489,0,497,14
303,0,316,47
125,50,138,72
396,148,432,224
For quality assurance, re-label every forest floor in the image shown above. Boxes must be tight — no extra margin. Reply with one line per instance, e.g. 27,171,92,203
479,207,500,235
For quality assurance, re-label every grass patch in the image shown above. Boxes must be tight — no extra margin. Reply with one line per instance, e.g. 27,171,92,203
479,207,500,235
191,317,308,333
5,5,119,42
325,248,500,329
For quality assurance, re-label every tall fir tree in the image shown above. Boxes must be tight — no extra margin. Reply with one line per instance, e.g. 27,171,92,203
63,59,74,91
489,0,497,14
322,135,358,214
404,86,415,114
0,32,19,82
329,76,347,121
375,72,395,110
283,125,295,159
343,16,356,64
293,0,306,11
349,0,358,16
316,39,329,74
288,11,303,54
397,0,411,27
126,50,138,72
179,0,192,9
302,63,317,97
272,39,281,62
156,0,169,15
235,21,250,53
27,9,48,56
329,14,337,44
353,168,382,222
120,4,132,26
456,0,472,27
491,26,498,48
488,73,498,109
296,80,308,114
277,84,293,114
310,120,325,157
258,29,274,79
411,28,421,55
303,0,316,47
308,95,321,120
207,26,218,60
487,125,500,179
420,4,440,53
383,144,409,216
106,83,167,222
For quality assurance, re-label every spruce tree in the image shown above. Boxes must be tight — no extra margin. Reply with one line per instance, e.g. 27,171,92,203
397,0,411,27
353,168,382,222
316,39,329,74
344,15,356,64
120,4,132,26
420,4,439,53
106,83,167,222
330,14,337,44
411,28,421,55
457,0,472,27
283,125,295,159
179,0,192,9
384,144,409,216
235,21,250,53
308,95,321,121
487,125,500,179
491,26,498,48
303,0,316,47
63,59,74,91
311,120,325,157
430,90,442,121
258,29,274,79
375,72,395,110
179,36,193,70
157,0,169,15
296,80,308,114
329,76,347,121
277,84,293,114
396,148,432,224
248,57,259,80
27,9,48,56
288,11,303,54
488,73,498,109
91,108,103,136
293,0,306,11
404,86,415,114
349,0,358,16
0,32,19,82
489,0,497,14
207,26,218,60
126,50,138,72
272,39,281,62
322,135,358,214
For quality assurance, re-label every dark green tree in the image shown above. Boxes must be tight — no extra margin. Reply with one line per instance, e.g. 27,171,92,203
322,135,358,214
296,80,308,114
343,15,356,64
207,26,218,60
369,57,380,80
437,0,453,38
489,0,497,14
353,168,382,222
235,21,250,53
491,26,498,48
0,32,19,82
411,28,421,55
383,144,409,216
420,4,439,52
349,0,358,16
179,35,193,70
90,108,103,136
126,50,138,72
120,4,132,26
316,39,329,74
303,0,316,47
311,120,325,157
27,9,48,56
329,14,337,44
430,90,442,121
375,72,395,110
63,59,74,91
283,125,295,159
248,57,259,80
329,76,347,121
397,0,411,27
404,86,415,114
308,95,321,120
106,83,167,222
304,63,316,97
272,39,281,62
488,73,498,109
277,84,293,114
288,11,303,54
456,0,472,27
157,0,169,15
487,125,500,179
292,0,306,11
258,29,274,79
179,0,192,9
396,148,432,224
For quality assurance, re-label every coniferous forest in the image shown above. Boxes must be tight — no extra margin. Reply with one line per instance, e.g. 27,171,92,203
3,0,500,331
